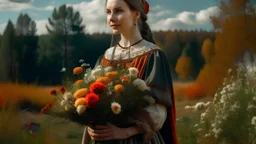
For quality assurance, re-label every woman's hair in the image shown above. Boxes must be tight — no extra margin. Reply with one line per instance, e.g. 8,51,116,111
106,0,155,46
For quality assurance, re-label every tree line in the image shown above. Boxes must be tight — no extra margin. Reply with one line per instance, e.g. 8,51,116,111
0,4,216,85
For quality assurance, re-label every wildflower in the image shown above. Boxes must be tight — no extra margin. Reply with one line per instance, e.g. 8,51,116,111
74,98,87,108
59,86,66,94
96,77,111,85
65,104,73,111
77,105,86,115
106,71,118,80
111,102,121,114
120,75,129,83
194,102,207,111
63,92,73,100
61,100,69,107
251,116,256,126
79,59,85,63
128,67,139,77
74,79,84,86
133,78,149,91
50,89,57,95
104,66,113,73
60,68,66,72
74,88,89,99
90,82,106,94
114,84,125,93
85,93,100,108
81,63,90,67
91,69,104,79
73,67,83,75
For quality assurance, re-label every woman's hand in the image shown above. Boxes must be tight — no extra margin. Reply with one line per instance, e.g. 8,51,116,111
87,123,130,141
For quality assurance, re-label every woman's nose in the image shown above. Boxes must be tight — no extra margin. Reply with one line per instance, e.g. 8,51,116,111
109,13,116,22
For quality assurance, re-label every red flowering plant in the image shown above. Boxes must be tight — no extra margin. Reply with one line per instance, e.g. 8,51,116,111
42,60,155,127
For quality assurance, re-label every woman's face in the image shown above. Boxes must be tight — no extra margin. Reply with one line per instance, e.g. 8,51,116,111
106,0,138,35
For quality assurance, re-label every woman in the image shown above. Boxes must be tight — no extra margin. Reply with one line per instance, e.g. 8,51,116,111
82,0,177,143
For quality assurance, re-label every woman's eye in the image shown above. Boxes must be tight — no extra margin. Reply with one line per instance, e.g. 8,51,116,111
115,9,122,13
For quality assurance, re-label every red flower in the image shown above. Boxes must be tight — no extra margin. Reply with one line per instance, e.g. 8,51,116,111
144,1,150,14
59,86,66,94
90,82,106,94
40,103,54,114
50,89,57,95
85,93,100,107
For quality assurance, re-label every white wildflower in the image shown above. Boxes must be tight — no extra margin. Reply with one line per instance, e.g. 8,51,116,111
185,105,194,110
81,63,90,67
63,92,72,101
220,90,226,95
65,104,73,111
60,68,66,72
212,128,222,138
104,66,113,73
247,104,254,110
84,73,88,79
204,133,211,137
96,65,102,69
61,100,69,107
76,105,86,115
194,124,198,127
251,116,256,126
91,68,103,79
111,102,121,115
133,78,150,91
79,59,85,63
253,97,256,101
128,67,139,77
200,112,207,123
195,102,206,111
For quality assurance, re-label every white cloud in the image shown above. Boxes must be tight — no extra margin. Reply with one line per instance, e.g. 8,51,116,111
0,0,55,12
0,0,33,11
35,20,49,35
149,6,221,31
67,0,110,34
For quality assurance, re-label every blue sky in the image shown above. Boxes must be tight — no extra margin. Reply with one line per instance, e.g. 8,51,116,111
0,0,220,35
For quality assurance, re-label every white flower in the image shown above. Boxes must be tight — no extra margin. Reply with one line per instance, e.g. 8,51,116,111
60,68,66,72
128,67,139,77
104,66,113,73
65,104,73,111
111,102,121,115
81,63,90,67
133,78,149,91
79,59,85,63
63,92,72,100
220,90,226,95
61,100,69,107
96,65,103,69
91,68,103,79
84,73,88,79
76,105,86,115
251,116,256,126
253,97,256,101
195,102,206,111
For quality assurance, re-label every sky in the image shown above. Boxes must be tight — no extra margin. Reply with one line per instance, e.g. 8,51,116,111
0,0,221,35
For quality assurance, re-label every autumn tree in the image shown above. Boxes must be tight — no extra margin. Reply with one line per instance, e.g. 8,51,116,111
175,44,193,80
201,38,214,63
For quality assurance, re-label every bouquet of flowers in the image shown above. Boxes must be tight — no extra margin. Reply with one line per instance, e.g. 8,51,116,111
42,62,155,127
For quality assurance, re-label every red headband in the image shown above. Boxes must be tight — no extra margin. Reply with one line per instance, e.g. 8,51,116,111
142,0,150,14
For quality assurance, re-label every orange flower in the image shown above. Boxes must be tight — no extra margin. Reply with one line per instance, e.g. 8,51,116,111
106,71,118,80
74,88,89,99
90,82,106,94
59,86,66,94
114,84,125,93
50,89,57,95
74,98,87,108
120,75,129,83
96,77,111,85
85,93,100,108
74,79,84,86
73,67,83,75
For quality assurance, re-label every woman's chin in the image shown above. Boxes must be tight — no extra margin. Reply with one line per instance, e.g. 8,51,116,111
112,29,121,35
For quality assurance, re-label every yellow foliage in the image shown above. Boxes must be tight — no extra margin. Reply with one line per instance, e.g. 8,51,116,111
175,56,193,80
201,38,214,63
0,83,55,106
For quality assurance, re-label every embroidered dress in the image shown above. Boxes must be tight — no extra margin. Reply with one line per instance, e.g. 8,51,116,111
82,40,177,144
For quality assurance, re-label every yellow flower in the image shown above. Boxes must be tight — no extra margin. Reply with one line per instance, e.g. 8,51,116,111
96,77,111,85
74,98,87,108
74,88,89,99
73,67,83,75
106,71,118,80
74,79,84,86
114,84,125,93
